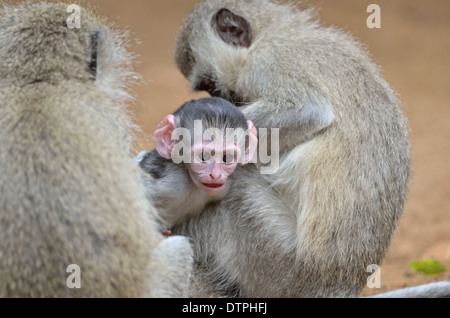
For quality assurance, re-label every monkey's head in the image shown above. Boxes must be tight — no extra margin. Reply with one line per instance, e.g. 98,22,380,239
154,97,257,196
0,2,136,101
175,0,314,106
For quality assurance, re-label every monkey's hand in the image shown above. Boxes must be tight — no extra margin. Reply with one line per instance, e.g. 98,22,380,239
151,236,193,297
241,93,334,152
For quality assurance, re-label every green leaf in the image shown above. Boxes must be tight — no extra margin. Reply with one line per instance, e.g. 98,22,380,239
409,259,446,275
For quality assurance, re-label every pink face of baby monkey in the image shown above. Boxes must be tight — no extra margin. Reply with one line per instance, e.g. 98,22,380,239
154,113,257,196
188,140,242,195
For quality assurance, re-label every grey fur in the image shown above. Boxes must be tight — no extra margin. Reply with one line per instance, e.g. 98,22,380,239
0,2,192,297
174,0,411,297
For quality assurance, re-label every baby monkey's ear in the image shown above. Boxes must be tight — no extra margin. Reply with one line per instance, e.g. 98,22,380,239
154,114,177,159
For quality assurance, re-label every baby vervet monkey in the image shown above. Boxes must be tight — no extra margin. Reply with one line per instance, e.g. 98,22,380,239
136,97,257,230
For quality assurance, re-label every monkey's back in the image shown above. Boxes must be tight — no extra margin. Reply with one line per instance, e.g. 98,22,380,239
0,81,158,297
0,2,158,297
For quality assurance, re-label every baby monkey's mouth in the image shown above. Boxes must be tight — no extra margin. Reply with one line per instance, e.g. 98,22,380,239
202,183,225,189
195,78,246,106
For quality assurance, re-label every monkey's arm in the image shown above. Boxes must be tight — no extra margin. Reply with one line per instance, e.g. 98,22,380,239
241,89,334,152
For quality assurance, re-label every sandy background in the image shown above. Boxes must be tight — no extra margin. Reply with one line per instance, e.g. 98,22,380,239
6,0,450,296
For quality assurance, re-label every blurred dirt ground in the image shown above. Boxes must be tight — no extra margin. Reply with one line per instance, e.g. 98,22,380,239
5,0,450,296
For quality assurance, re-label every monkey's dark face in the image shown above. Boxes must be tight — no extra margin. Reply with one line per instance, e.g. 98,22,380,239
195,77,217,97
194,77,246,107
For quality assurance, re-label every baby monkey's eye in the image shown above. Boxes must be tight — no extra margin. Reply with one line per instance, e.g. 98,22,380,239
223,154,234,164
198,152,211,162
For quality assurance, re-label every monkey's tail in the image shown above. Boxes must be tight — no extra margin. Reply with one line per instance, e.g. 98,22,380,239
365,281,450,298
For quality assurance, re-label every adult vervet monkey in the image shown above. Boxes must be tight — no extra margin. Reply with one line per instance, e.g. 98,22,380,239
0,2,192,297
173,0,412,297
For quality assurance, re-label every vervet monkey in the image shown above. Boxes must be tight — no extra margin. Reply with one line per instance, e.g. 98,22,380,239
173,0,412,297
137,97,257,230
0,2,192,297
